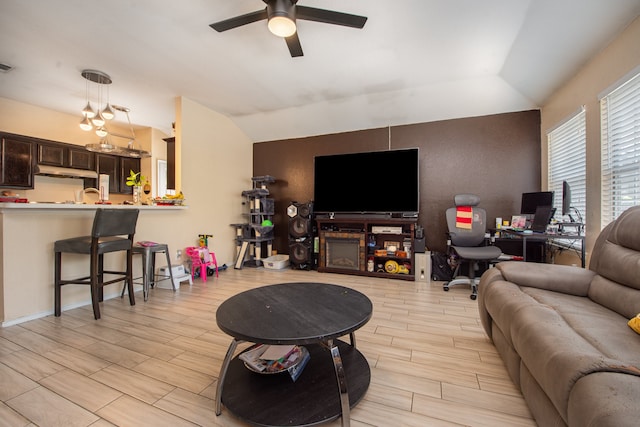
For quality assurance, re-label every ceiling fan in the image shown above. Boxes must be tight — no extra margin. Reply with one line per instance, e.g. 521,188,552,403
209,0,367,57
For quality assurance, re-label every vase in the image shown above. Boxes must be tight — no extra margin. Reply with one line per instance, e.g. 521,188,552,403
133,186,142,205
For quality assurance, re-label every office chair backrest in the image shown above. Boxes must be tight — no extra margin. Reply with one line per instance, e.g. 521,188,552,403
91,209,140,238
446,194,487,247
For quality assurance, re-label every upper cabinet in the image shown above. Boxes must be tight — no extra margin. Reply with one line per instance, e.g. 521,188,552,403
120,157,140,195
163,137,176,190
0,132,140,193
38,142,95,170
96,154,140,195
0,135,35,188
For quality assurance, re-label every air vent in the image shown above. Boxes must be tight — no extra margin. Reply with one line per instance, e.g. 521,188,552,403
0,63,13,73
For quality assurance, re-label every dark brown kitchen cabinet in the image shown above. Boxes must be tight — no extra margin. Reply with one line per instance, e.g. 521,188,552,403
0,136,34,188
68,147,94,170
119,157,140,195
38,143,95,170
163,136,176,190
95,154,139,194
96,154,119,193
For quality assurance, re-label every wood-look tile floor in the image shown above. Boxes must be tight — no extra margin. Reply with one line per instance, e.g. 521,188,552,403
0,268,537,427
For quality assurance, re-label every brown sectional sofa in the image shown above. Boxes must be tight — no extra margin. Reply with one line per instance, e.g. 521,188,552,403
478,206,640,426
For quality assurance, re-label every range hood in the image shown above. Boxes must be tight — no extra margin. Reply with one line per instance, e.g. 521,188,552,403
34,165,98,179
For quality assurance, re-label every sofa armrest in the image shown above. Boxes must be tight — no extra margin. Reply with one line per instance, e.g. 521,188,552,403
495,261,596,296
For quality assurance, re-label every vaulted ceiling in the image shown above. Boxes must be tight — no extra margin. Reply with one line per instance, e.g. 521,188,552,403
1,0,639,142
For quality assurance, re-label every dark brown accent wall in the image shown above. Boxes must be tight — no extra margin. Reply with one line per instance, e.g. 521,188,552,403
253,110,541,255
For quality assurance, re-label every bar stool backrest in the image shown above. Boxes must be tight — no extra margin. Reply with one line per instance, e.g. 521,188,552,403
92,209,140,238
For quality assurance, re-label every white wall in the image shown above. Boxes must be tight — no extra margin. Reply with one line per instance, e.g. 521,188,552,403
540,16,640,263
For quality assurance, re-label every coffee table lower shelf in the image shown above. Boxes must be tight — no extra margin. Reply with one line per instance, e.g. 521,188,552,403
221,340,370,427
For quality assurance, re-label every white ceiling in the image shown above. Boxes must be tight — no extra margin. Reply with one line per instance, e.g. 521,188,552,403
1,0,639,142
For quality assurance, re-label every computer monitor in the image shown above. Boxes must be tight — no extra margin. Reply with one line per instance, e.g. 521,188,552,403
520,191,554,215
562,180,571,216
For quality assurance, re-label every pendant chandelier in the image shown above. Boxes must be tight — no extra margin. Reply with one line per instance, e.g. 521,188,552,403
79,70,113,136
81,70,150,158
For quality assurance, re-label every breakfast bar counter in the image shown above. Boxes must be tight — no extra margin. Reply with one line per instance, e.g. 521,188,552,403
0,203,187,325
0,202,187,210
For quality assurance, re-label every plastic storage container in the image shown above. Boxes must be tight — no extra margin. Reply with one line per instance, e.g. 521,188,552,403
263,254,290,270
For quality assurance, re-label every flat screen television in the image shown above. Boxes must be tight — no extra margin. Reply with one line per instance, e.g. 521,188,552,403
520,191,554,215
313,149,419,217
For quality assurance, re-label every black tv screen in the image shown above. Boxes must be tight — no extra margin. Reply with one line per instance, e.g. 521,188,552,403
313,149,419,216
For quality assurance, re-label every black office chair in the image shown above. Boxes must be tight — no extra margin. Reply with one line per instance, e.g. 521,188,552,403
444,194,501,300
54,209,140,319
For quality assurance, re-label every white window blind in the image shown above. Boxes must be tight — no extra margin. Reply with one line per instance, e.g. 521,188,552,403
547,108,586,223
601,71,640,228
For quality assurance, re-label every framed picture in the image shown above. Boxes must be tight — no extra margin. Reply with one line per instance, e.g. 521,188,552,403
511,215,527,230
384,241,400,250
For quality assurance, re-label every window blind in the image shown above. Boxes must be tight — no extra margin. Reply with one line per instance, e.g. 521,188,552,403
547,108,586,223
601,71,640,228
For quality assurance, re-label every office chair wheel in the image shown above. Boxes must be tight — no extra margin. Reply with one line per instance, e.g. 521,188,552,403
443,285,450,291
470,294,477,300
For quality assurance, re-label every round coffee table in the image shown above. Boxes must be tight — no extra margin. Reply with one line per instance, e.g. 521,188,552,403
215,282,373,427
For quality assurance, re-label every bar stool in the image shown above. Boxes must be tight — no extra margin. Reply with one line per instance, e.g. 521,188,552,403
126,242,176,301
54,209,139,320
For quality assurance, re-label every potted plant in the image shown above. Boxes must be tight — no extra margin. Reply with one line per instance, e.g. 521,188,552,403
125,170,146,204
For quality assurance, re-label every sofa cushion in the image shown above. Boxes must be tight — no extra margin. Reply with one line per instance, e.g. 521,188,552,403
590,206,640,294
568,372,640,427
496,262,594,296
520,287,640,363
588,274,640,320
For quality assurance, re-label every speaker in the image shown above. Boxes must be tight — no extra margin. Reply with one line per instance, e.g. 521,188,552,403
287,201,314,238
289,216,312,239
414,237,426,253
289,241,314,270
287,201,316,269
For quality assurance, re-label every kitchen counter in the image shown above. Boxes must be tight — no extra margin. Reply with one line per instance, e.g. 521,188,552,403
0,204,187,325
0,202,187,210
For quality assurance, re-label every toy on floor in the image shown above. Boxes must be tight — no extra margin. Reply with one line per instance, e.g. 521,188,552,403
185,246,218,282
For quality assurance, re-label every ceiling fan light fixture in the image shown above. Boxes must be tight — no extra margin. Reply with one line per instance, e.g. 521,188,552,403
268,15,296,37
267,0,296,37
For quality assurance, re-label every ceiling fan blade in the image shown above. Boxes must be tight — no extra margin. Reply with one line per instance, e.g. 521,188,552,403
285,32,303,57
295,5,367,29
210,9,268,32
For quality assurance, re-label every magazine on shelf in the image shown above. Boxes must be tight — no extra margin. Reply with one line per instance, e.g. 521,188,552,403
239,344,311,381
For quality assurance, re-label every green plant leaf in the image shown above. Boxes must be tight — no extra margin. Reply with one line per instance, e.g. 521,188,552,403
125,170,143,187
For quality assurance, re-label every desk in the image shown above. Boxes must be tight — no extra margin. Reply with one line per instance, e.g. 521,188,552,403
215,282,372,427
498,229,586,268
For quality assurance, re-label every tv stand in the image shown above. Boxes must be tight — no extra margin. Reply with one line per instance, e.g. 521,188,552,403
316,218,416,281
